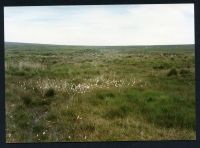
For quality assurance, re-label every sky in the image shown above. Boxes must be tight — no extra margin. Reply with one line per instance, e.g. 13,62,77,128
4,4,194,46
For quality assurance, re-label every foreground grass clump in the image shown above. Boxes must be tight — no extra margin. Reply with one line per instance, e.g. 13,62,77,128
21,95,32,106
104,105,131,119
44,88,55,97
126,89,195,130
5,43,195,142
167,68,178,76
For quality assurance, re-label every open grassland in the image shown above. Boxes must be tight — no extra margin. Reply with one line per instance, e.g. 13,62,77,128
5,43,196,142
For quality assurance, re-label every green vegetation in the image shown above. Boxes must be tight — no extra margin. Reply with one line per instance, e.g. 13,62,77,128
44,88,55,98
5,43,195,142
167,68,178,76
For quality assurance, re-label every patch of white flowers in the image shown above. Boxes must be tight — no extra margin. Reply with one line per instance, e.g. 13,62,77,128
17,75,144,95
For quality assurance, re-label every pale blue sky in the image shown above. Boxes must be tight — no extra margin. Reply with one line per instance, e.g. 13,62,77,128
4,4,194,45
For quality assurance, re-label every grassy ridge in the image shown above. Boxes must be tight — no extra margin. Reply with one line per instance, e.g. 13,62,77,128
5,43,195,142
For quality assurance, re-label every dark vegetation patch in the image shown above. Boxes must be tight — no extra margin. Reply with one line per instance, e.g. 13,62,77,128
96,90,115,100
21,95,32,106
167,68,178,76
153,62,171,70
180,69,191,77
44,88,55,98
104,105,132,119
125,89,195,130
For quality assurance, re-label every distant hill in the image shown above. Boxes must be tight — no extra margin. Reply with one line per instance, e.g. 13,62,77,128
4,42,195,53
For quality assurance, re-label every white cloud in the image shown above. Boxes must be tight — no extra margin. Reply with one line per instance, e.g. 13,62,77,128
4,4,194,45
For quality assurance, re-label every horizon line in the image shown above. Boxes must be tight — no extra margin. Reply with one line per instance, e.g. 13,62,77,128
4,41,195,47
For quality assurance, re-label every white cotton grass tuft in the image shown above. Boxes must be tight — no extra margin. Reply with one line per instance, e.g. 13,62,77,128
17,75,142,95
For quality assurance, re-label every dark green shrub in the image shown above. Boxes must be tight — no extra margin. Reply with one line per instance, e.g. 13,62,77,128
44,88,55,97
21,95,32,105
52,60,57,64
147,97,153,102
167,68,177,76
96,93,104,100
106,92,115,98
15,71,26,76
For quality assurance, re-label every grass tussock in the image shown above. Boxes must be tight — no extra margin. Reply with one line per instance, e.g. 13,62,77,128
44,88,55,97
167,68,178,76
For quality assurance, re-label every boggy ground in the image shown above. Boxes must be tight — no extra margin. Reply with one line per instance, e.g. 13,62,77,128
5,43,196,142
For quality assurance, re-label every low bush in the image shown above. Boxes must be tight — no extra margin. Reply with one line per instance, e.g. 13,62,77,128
21,95,32,106
44,88,55,97
167,68,177,76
